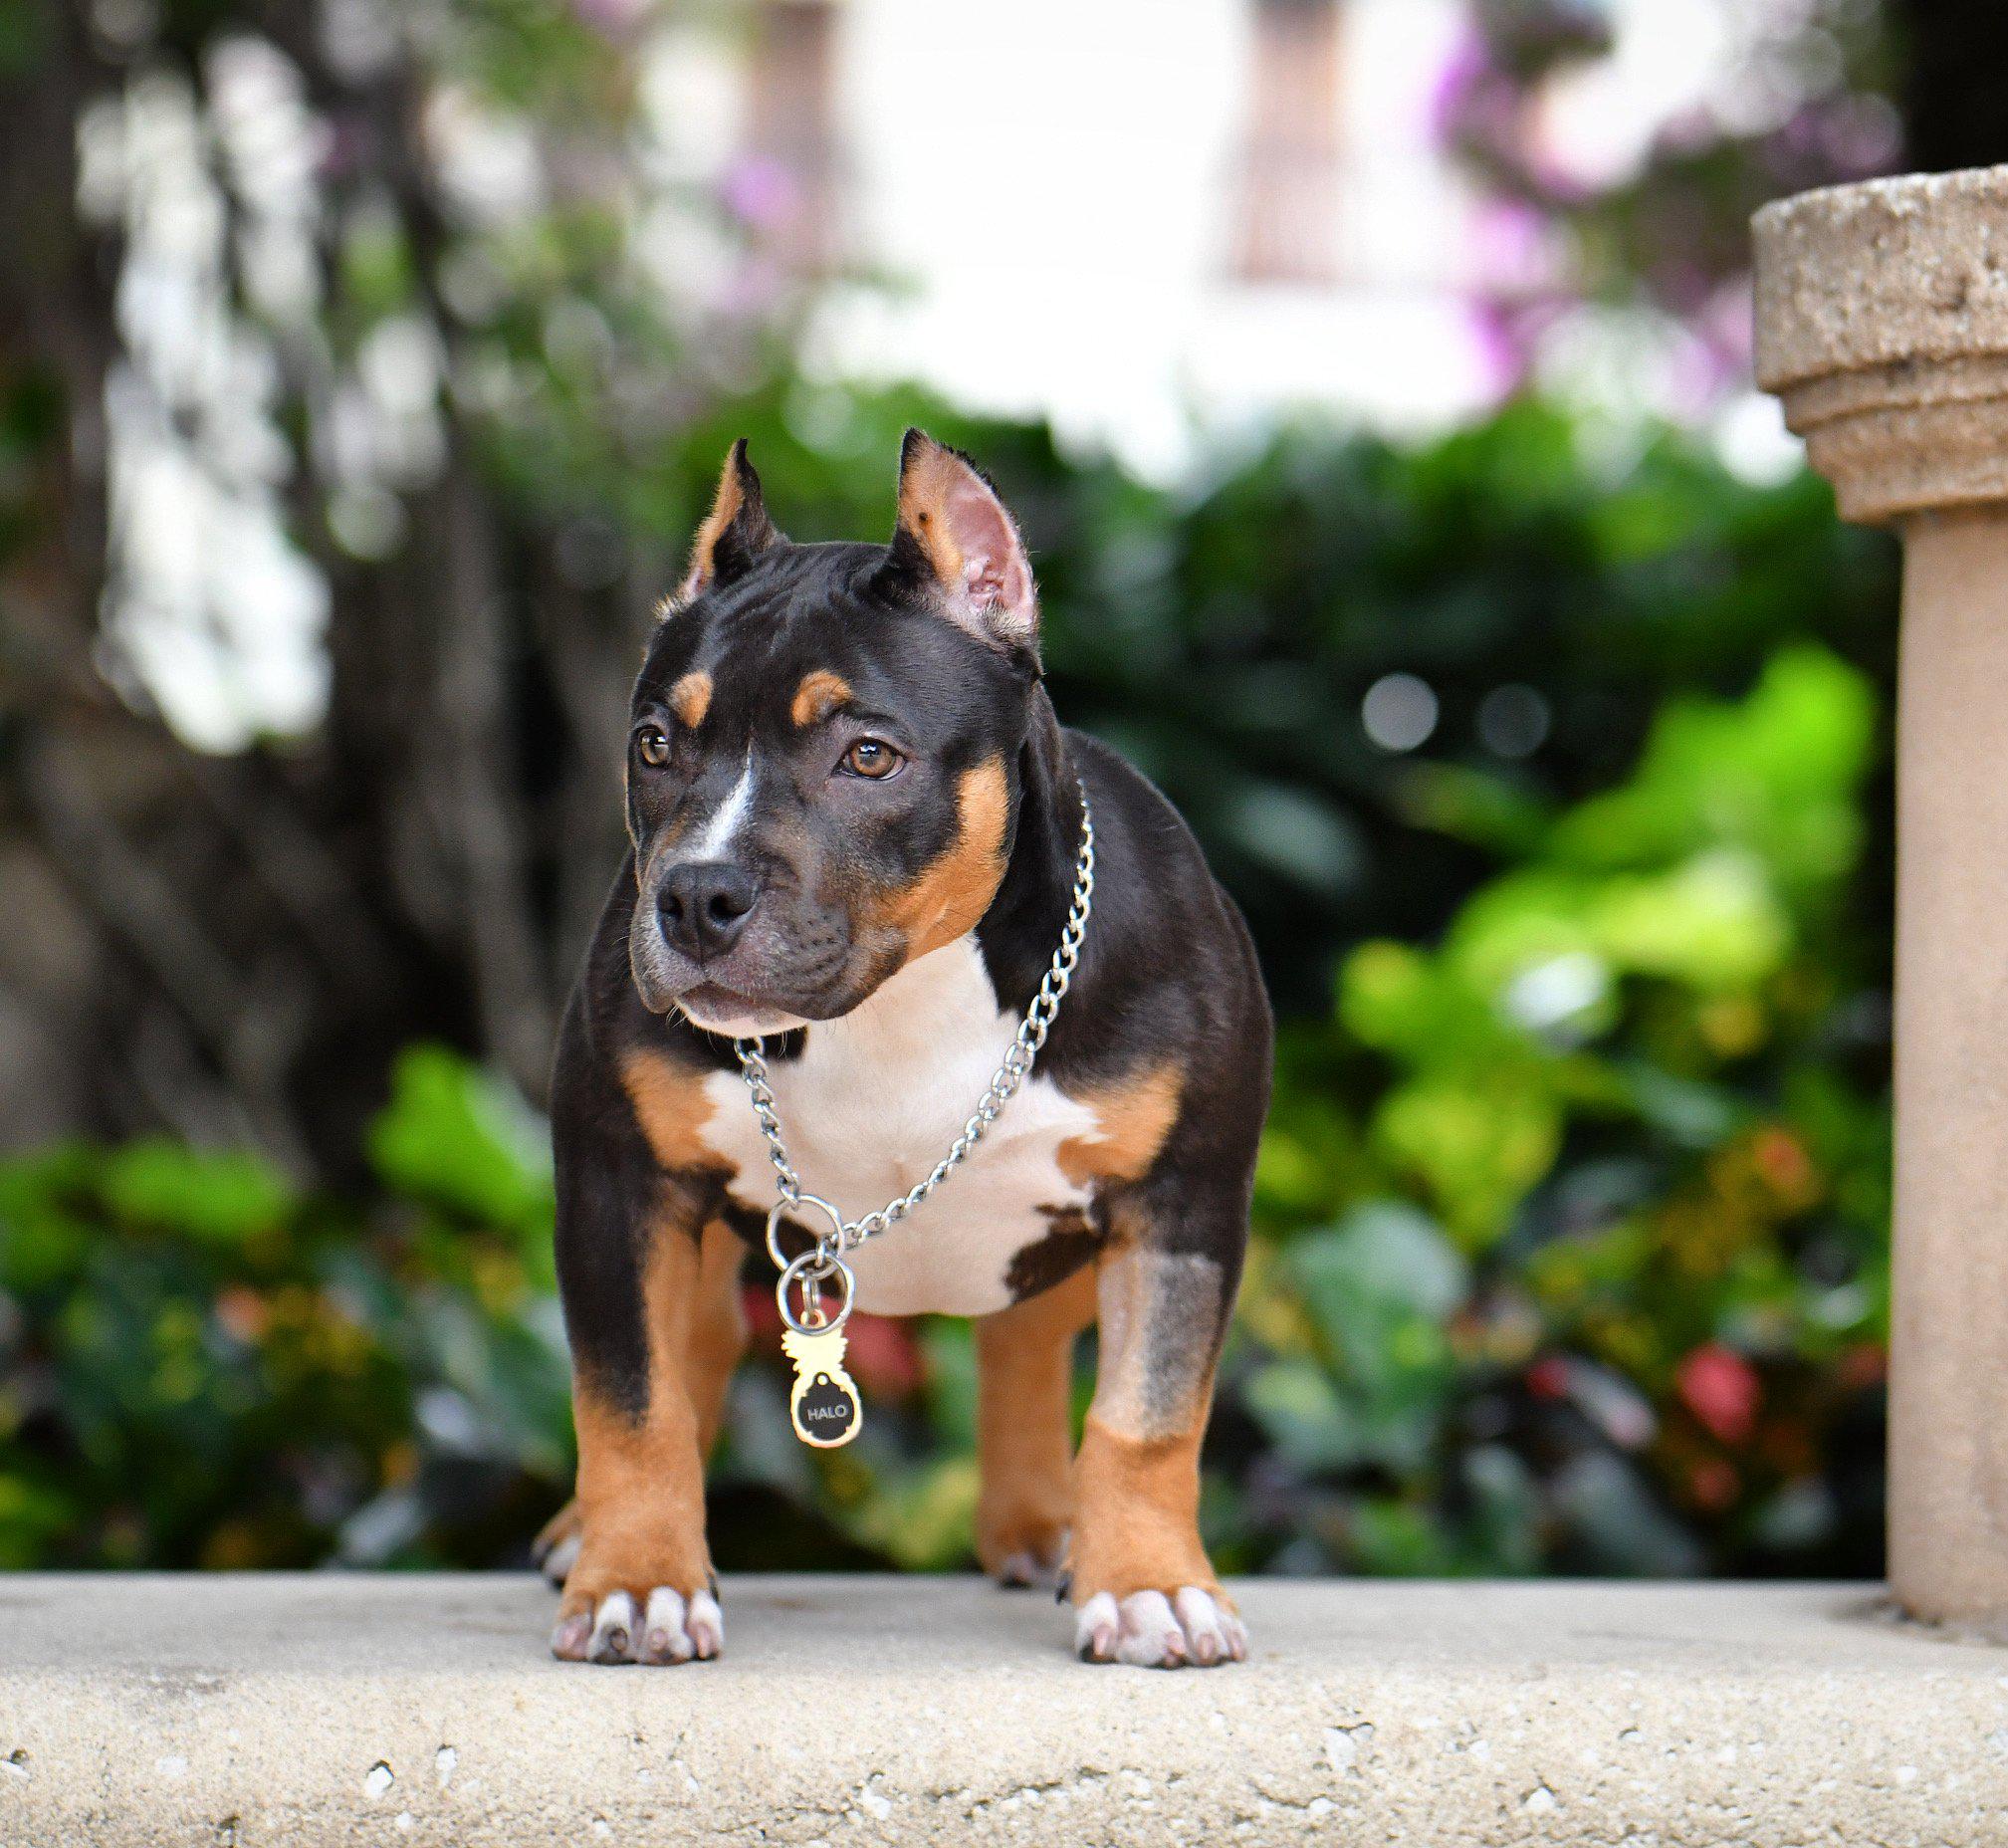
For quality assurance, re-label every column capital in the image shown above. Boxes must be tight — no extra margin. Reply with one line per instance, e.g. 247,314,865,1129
1755,165,2008,525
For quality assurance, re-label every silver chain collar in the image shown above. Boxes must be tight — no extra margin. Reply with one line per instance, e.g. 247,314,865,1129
735,781,1095,1332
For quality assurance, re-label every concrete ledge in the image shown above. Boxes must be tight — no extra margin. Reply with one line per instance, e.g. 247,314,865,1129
4,1575,2004,1845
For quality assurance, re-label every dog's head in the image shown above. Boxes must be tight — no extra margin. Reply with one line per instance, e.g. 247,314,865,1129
625,429,1044,1036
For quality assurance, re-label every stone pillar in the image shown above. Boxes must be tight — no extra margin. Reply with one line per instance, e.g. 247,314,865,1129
1755,167,2008,1624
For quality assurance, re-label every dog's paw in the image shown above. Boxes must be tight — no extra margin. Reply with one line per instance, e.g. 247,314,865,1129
986,1523,1069,1590
551,1585,723,1666
1073,1586,1246,1669
531,1500,582,1588
996,1540,1064,1589
978,1492,1071,1590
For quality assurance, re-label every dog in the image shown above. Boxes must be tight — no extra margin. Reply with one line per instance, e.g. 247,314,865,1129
534,430,1272,1668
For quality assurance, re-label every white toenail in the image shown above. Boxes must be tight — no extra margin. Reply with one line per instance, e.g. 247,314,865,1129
1074,1591,1120,1660
1114,1589,1180,1667
1174,1586,1229,1664
589,1591,637,1662
686,1590,724,1658
643,1587,693,1662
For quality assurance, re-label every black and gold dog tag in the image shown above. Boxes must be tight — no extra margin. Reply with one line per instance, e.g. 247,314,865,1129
781,1324,862,1449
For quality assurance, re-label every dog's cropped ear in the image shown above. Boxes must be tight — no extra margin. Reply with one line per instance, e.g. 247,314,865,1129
882,428,1038,659
670,438,783,608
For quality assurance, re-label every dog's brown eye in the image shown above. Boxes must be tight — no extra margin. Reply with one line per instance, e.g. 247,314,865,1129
840,738,903,780
634,725,672,768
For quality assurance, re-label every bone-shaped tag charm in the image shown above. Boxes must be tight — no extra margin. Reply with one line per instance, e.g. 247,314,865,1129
781,1324,862,1449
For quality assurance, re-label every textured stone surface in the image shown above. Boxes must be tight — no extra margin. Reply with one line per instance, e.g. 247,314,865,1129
1753,165,2008,520
1754,164,2008,1630
1888,513,2008,1625
6,1575,2008,1845
1754,166,2008,385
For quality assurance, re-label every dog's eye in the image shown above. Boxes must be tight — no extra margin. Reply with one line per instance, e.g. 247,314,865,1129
634,725,672,768
839,738,904,781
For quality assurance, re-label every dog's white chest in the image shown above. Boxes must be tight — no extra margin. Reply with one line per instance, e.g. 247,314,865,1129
697,936,1098,1317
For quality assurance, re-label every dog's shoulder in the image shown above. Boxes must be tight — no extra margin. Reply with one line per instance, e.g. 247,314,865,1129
1006,729,1273,1160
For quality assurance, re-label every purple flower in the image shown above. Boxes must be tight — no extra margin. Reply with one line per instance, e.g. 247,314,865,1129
1427,24,1493,149
720,155,799,231
569,0,651,37
1467,299,1534,403
1469,196,1554,293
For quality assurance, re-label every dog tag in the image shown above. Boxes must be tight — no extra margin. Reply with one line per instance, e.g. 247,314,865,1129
781,1324,862,1449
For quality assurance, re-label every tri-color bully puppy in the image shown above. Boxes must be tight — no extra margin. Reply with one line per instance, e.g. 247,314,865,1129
535,431,1272,1668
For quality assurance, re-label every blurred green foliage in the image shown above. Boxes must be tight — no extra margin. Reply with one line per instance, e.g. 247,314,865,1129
0,392,1896,1577
0,1052,570,1569
1238,646,1889,1576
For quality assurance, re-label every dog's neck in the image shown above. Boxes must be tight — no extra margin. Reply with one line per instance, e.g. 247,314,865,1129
976,684,1085,1012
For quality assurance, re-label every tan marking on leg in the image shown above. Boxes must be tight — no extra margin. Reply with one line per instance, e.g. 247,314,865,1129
1057,1063,1184,1188
975,1267,1095,1578
866,757,1009,961
668,670,712,730
620,1049,725,1173
789,669,853,728
690,1218,748,1459
1069,1241,1230,1609
559,1224,713,1624
1088,1240,1227,1440
1069,1416,1221,1602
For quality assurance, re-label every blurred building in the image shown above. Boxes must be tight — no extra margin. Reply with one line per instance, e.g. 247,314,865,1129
654,0,1504,472
76,0,1822,752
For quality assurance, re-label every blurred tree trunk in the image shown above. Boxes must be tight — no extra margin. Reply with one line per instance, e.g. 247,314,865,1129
0,3,137,1149
1898,0,2008,174
0,1,641,1176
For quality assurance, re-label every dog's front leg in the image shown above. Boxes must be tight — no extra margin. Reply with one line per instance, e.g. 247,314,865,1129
975,1266,1097,1586
1067,1219,1247,1668
551,1154,738,1666
535,1217,745,1594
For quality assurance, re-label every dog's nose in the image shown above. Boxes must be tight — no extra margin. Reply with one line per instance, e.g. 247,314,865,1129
659,860,760,959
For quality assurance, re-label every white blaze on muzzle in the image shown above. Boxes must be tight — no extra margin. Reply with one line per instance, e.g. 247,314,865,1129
688,744,756,862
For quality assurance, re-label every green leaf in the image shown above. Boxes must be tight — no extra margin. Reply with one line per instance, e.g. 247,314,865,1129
1588,851,1791,991
1242,1359,1360,1473
1341,941,1512,1066
1372,1073,1564,1249
1551,648,1874,893
97,1140,297,1247
367,1044,554,1235
1286,1204,1468,1458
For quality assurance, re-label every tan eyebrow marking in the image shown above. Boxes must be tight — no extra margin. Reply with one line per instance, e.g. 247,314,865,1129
790,669,854,728
669,671,712,730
